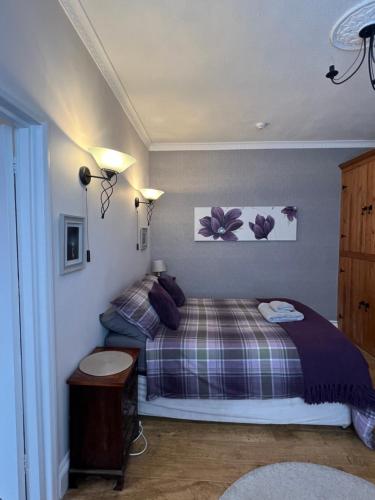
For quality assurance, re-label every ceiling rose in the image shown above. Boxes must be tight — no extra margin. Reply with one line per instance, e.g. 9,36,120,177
331,1,375,50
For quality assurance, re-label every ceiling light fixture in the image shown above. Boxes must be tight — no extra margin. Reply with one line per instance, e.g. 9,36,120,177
326,0,375,92
79,147,136,218
326,22,375,90
135,188,164,226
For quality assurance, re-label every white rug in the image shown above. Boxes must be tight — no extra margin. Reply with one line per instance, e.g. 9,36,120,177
220,462,375,500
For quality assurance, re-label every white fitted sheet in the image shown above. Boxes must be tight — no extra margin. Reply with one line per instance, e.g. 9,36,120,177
138,375,351,427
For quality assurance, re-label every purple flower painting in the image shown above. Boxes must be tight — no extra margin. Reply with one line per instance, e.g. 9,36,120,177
198,207,243,241
281,206,297,222
195,206,297,242
249,214,275,240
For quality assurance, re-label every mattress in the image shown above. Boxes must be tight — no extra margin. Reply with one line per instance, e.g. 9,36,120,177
138,375,351,427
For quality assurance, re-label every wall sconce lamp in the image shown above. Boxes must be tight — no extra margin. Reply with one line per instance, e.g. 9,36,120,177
135,188,164,225
79,147,136,218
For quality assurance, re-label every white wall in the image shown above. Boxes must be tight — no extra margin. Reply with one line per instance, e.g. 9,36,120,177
0,0,150,467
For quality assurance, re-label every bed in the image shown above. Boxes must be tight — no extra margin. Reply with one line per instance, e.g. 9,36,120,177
102,278,375,449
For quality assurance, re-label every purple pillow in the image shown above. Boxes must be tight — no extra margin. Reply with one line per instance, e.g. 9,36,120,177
158,274,186,307
148,283,180,330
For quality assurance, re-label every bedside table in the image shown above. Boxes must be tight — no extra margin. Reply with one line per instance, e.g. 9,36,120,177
67,347,140,491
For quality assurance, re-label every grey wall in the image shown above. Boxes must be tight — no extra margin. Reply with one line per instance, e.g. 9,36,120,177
150,149,366,320
0,0,149,468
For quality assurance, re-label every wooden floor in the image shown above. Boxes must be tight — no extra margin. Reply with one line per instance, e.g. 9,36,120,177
65,352,375,500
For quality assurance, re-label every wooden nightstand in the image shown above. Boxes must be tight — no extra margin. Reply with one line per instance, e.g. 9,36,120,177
67,347,140,491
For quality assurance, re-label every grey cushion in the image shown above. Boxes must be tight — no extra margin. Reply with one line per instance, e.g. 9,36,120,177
99,305,147,341
104,331,147,373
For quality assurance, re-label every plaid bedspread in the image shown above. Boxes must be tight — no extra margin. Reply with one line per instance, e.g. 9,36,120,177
146,297,375,449
146,298,303,400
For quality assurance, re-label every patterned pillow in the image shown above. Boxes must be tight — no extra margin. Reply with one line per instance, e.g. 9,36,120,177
111,279,160,340
143,274,158,284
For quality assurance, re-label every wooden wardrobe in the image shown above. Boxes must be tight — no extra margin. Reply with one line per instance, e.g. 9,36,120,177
338,150,375,356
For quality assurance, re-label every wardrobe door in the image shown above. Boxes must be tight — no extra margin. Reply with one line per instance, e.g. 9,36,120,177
363,261,375,356
340,166,367,253
364,162,375,255
348,259,368,347
338,257,351,335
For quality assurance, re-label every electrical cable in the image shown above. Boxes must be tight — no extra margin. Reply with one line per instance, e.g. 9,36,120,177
129,420,148,457
111,420,148,489
136,205,140,251
85,187,91,262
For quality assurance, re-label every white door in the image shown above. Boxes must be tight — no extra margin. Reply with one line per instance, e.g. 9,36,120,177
0,124,27,500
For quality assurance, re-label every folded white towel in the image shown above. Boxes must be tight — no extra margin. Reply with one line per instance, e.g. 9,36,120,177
258,302,304,323
269,300,295,313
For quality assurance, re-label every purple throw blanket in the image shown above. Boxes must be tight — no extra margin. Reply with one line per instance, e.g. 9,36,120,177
262,299,375,410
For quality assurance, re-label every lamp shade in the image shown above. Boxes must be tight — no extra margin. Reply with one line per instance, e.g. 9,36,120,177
88,146,136,173
139,188,164,201
151,260,167,274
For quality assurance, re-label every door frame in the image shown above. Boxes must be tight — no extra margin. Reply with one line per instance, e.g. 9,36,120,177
0,123,26,500
0,93,58,499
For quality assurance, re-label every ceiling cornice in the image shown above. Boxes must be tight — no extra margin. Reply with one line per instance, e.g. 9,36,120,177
59,1,375,153
59,0,151,147
149,140,375,151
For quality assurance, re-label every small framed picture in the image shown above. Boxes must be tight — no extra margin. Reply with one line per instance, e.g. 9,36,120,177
59,214,85,274
140,226,148,251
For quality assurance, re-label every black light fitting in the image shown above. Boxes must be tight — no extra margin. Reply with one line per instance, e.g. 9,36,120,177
326,23,375,90
79,166,118,219
134,188,164,226
134,197,155,226
79,147,136,219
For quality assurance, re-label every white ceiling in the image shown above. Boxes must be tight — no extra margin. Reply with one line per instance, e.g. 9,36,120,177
62,0,375,148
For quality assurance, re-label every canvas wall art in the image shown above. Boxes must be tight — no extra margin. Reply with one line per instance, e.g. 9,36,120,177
194,206,297,242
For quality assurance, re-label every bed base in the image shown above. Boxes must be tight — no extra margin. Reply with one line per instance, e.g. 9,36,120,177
138,375,351,427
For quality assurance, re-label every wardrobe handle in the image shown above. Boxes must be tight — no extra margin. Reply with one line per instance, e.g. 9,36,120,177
358,301,366,309
341,234,346,239
364,302,370,311
367,204,373,214
339,268,345,273
342,185,347,191
361,206,368,215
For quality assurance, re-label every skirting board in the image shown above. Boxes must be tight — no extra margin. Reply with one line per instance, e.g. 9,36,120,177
58,451,69,499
